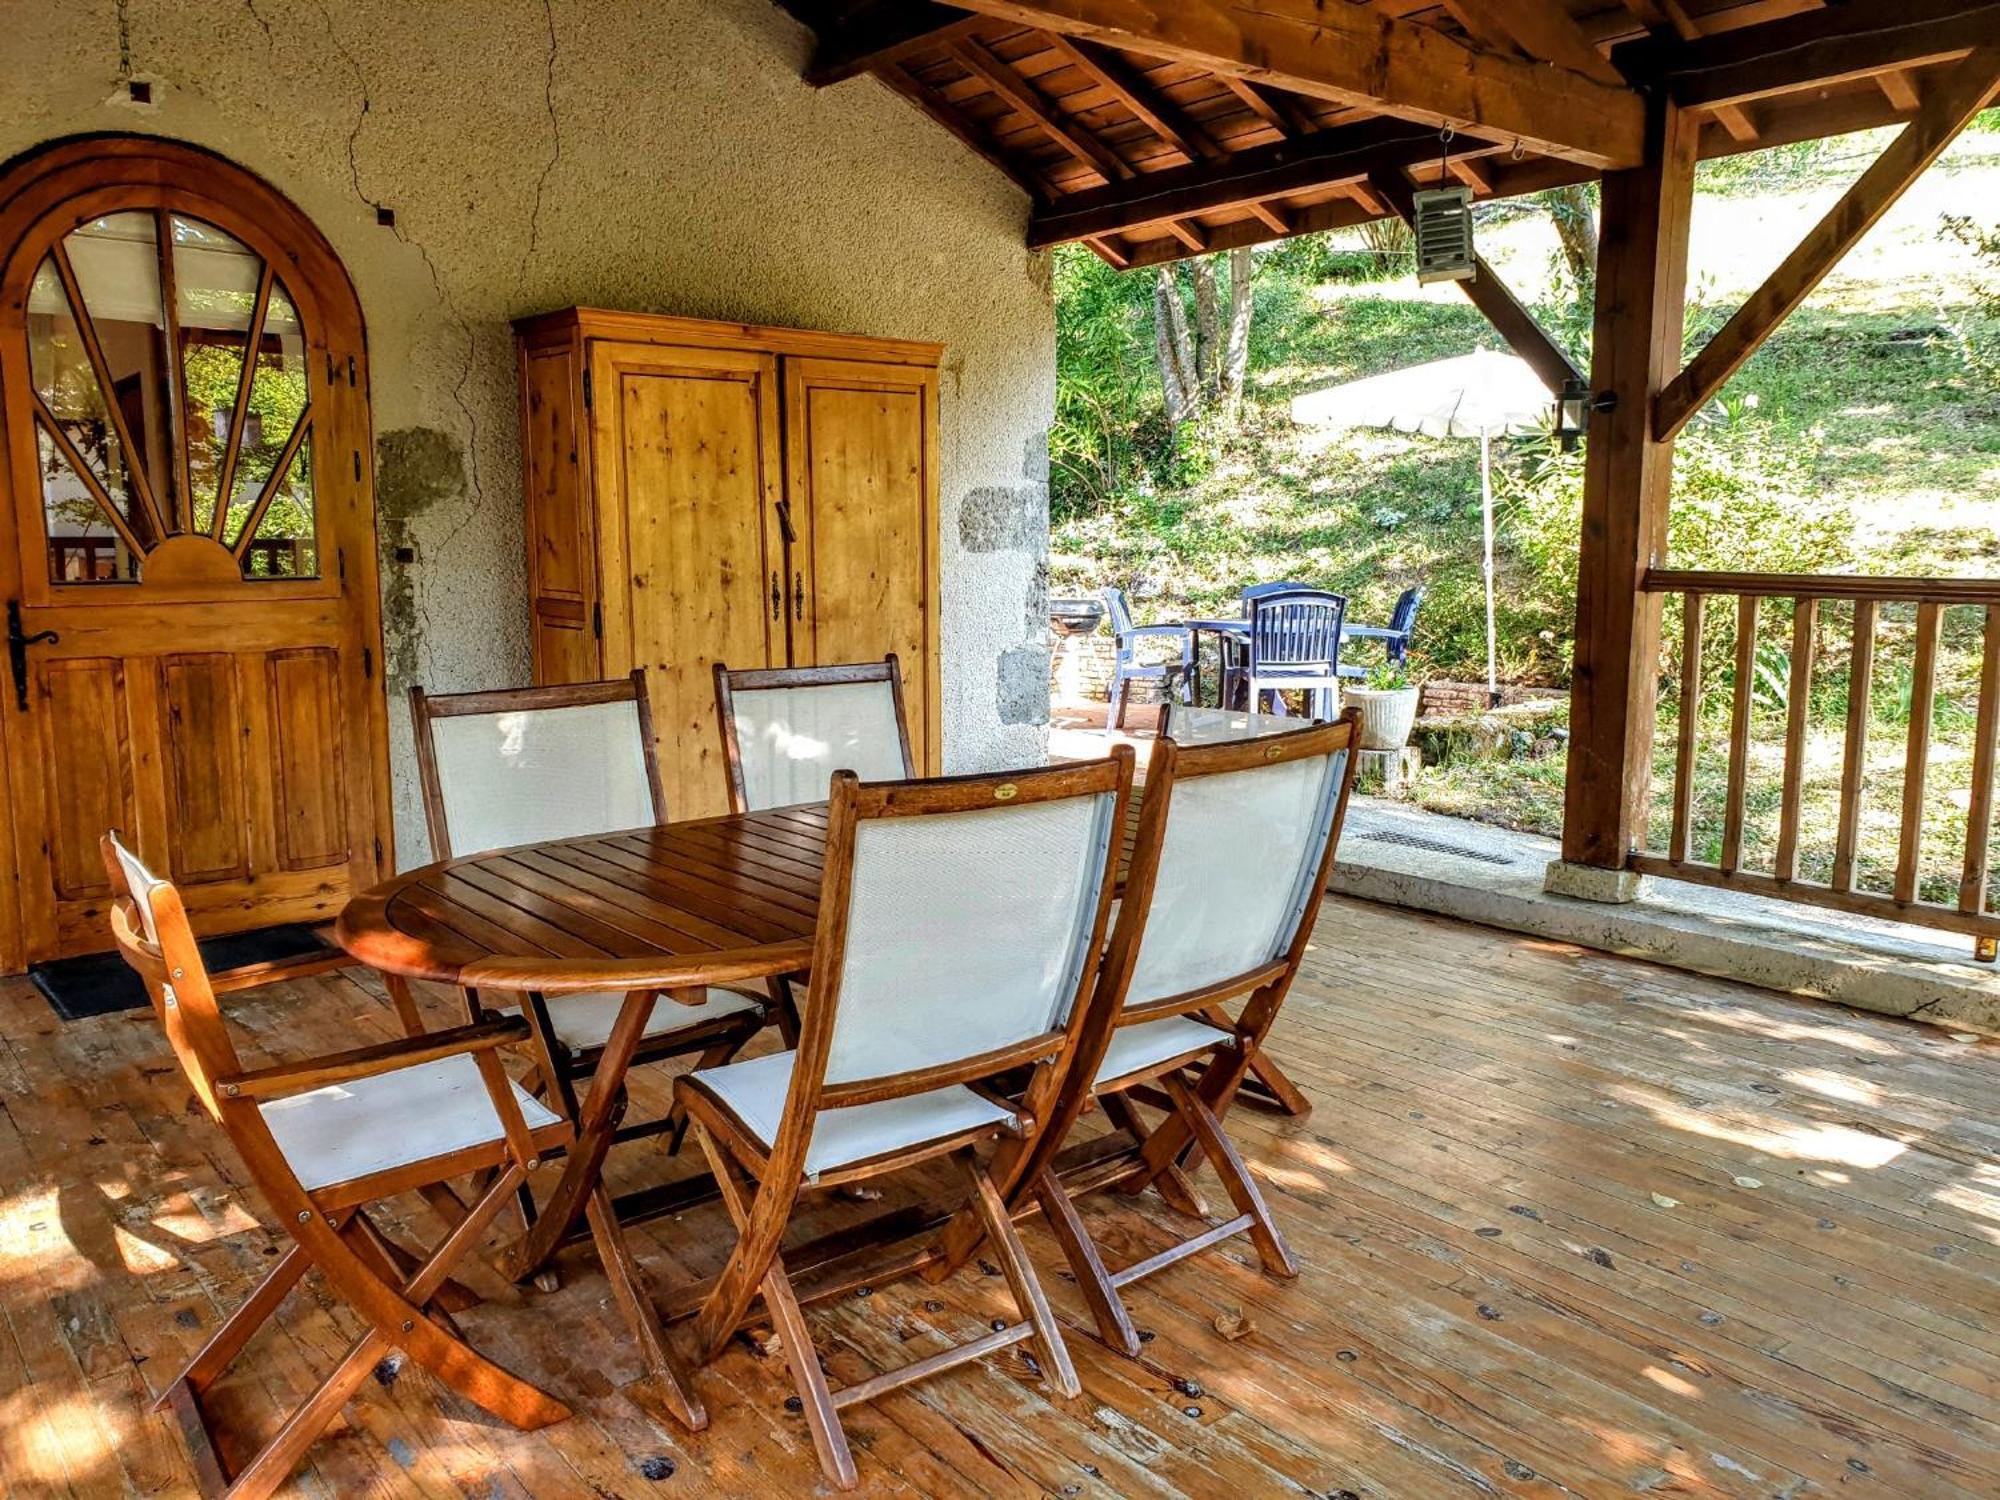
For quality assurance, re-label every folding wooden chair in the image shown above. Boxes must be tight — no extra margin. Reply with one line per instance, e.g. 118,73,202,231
712,654,915,814
410,672,777,1138
102,832,575,1500
674,752,1135,1488
1004,712,1358,1357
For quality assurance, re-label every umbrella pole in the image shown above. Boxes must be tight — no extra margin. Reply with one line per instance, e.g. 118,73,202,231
1481,428,1498,708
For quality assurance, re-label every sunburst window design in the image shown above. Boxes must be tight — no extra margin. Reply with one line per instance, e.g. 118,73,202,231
24,211,316,583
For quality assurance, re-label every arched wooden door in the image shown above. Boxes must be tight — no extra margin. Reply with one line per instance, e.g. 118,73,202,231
0,138,388,967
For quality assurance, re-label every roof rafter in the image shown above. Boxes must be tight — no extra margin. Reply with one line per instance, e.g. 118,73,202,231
946,0,1647,169
1621,0,2000,109
805,3,983,86
1028,118,1493,248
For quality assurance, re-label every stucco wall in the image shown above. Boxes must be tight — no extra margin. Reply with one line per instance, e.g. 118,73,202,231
0,0,1055,863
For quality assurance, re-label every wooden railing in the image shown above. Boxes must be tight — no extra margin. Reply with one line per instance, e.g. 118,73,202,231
1634,570,2000,958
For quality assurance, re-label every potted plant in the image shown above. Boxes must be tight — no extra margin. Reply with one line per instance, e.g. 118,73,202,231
1346,662,1421,751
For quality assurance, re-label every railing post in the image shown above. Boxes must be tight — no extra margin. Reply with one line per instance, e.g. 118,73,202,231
1549,94,1699,901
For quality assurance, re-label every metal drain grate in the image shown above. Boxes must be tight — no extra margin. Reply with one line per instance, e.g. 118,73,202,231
1357,829,1515,867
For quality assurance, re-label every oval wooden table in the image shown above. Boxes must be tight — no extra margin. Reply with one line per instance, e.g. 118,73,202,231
333,792,1309,1420
336,804,829,1428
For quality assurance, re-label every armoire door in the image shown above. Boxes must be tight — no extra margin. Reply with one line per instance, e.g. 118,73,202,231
588,339,784,818
783,356,939,772
0,141,390,966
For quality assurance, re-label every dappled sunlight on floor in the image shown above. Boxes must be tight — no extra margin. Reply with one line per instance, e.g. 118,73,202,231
2,899,1996,1496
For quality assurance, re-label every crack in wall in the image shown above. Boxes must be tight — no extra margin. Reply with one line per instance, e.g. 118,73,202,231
313,0,488,683
242,0,273,48
518,0,563,303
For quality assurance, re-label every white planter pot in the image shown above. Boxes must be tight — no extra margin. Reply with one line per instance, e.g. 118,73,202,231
1347,686,1421,751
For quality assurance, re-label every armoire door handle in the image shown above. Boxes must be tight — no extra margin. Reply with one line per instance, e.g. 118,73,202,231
792,571,804,621
770,572,783,622
7,601,58,712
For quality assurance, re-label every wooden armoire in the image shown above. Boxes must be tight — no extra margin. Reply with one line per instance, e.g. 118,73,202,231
513,308,941,819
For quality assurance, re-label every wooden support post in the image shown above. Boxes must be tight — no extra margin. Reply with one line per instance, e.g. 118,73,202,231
1557,95,1699,873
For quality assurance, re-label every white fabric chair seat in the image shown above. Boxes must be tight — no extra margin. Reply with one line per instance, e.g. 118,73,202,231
494,986,764,1052
260,1055,564,1193
688,1050,1017,1179
1095,1015,1233,1087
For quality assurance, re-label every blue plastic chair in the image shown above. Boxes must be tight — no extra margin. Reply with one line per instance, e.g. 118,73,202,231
1101,587,1192,728
1337,585,1424,680
1240,588,1346,718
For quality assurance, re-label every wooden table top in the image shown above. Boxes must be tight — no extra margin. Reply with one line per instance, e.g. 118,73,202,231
335,804,831,986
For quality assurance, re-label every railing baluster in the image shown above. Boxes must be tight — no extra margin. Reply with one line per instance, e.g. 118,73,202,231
1670,591,1704,864
1832,599,1876,893
1775,597,1816,883
1961,605,2000,923
1893,602,1942,906
1720,595,1757,874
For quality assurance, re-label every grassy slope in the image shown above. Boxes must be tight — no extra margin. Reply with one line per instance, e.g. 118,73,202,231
1052,122,2000,902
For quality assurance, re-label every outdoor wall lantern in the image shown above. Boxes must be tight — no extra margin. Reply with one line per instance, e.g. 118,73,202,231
1412,183,1476,285
1556,379,1616,451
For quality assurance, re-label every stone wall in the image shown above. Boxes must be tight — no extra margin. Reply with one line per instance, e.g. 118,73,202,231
1418,680,1569,716
0,0,1055,862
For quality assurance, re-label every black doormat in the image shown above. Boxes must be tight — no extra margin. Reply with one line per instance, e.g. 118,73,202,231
30,924,335,1022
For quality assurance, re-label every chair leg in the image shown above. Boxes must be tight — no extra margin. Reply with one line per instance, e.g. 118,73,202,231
663,1034,749,1157
1111,674,1131,730
155,1240,312,1403
696,1129,856,1488
1032,1169,1139,1358
1160,1070,1297,1279
1197,1008,1312,1118
1103,1091,1206,1218
958,1150,1080,1399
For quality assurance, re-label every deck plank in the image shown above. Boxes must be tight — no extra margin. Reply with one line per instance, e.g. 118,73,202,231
1,895,1995,1497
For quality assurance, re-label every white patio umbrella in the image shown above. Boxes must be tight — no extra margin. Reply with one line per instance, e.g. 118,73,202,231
1289,348,1553,704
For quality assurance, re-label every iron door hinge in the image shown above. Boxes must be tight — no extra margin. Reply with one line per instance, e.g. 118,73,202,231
348,355,358,387
362,646,374,680
353,451,361,481
374,836,385,867
582,366,593,409
592,601,603,639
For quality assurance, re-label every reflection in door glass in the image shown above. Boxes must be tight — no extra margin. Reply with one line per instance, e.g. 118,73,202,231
25,255,149,580
18,211,320,583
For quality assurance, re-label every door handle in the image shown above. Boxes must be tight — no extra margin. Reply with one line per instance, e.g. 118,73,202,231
792,571,804,622
7,601,58,712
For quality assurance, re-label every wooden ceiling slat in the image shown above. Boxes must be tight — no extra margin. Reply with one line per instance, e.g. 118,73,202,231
949,0,1647,168
950,35,1135,182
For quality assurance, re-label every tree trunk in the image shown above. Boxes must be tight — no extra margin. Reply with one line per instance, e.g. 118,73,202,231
1545,183,1599,301
1153,265,1198,433
1222,247,1254,423
1191,257,1222,398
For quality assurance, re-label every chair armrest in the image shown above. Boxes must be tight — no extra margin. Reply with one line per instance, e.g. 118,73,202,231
216,1017,532,1101
1341,624,1400,641
456,941,816,999
1121,623,1191,640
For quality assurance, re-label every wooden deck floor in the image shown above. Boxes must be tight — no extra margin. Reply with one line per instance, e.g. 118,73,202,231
2,897,1996,1498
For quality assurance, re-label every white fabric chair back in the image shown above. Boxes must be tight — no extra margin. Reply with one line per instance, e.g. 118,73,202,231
428,698,655,855
110,836,166,945
729,681,911,811
822,791,1119,1087
1164,704,1316,745
1125,746,1347,1006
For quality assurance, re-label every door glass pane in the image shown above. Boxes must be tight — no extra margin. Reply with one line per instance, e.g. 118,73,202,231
242,428,316,578
64,212,179,534
25,256,151,580
224,279,316,578
170,216,265,536
36,427,141,581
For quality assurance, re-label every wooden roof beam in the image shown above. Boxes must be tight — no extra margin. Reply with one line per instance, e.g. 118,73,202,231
1370,169,1582,393
1439,0,1628,88
949,36,1133,183
1656,45,2000,439
805,4,981,86
1622,0,2000,109
1048,36,1222,163
948,0,1647,169
875,61,1052,200
1028,117,1490,247
1220,76,1318,139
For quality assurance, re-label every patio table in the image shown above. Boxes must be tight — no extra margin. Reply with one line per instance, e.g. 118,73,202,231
334,792,1305,1375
